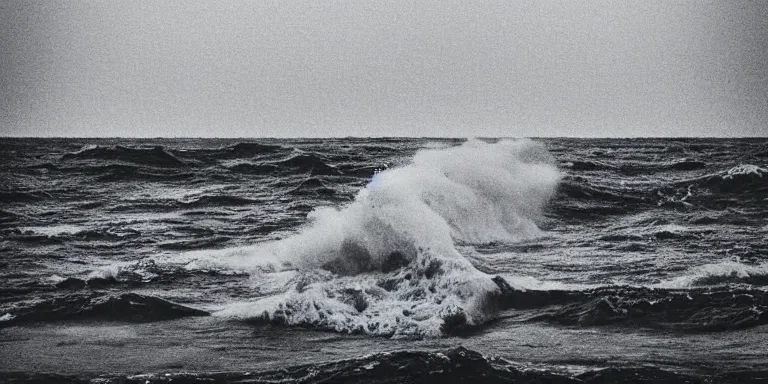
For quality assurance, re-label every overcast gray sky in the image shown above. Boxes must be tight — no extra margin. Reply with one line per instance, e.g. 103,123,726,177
2,0,767,137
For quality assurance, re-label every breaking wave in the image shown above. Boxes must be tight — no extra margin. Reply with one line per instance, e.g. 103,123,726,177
694,164,767,194
186,139,561,337
659,261,768,288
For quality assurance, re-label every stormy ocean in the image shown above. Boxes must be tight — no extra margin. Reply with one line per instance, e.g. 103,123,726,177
1,137,768,383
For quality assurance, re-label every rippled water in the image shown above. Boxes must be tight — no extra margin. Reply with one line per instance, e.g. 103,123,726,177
1,137,768,381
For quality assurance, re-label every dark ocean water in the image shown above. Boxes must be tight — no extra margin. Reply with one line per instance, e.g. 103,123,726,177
1,137,768,382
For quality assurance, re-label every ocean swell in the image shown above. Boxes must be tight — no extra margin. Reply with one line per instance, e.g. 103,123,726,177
659,261,768,288
511,285,768,332
0,292,208,326
61,145,186,168
696,164,767,193
204,139,561,337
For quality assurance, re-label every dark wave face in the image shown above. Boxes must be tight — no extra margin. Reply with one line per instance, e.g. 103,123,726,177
1,137,768,378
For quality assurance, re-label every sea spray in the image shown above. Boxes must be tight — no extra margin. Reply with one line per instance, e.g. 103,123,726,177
200,139,560,336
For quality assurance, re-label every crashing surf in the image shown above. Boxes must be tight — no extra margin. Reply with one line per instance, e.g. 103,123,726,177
181,139,562,337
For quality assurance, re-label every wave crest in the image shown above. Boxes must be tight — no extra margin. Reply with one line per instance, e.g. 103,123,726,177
204,139,560,336
700,164,767,193
61,145,186,167
659,261,768,288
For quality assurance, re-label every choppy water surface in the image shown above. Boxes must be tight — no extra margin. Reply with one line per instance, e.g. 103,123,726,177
1,137,767,381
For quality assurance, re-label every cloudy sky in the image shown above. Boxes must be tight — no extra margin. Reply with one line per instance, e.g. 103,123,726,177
2,0,767,137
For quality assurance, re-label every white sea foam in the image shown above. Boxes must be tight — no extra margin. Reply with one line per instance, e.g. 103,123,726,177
20,225,85,236
87,264,121,280
658,261,768,288
215,249,504,338
192,139,560,336
723,164,766,179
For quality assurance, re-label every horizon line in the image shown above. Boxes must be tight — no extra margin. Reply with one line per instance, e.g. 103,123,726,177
2,135,767,140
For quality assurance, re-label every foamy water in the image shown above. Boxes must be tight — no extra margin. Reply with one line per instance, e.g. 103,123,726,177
187,139,561,336
2,137,768,379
